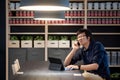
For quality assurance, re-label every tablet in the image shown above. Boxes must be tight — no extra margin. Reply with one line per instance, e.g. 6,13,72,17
48,57,64,71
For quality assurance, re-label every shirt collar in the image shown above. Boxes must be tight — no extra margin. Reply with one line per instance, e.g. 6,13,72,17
83,41,95,52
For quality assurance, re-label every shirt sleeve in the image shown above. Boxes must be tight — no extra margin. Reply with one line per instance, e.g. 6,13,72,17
70,48,83,64
92,42,105,65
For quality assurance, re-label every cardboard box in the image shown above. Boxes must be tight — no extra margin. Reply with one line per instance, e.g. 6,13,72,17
8,40,19,48
34,40,45,48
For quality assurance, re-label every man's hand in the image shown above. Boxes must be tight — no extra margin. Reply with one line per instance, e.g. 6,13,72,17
72,41,80,50
65,65,79,70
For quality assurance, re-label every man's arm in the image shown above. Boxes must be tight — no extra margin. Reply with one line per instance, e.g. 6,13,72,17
64,48,78,66
80,63,99,71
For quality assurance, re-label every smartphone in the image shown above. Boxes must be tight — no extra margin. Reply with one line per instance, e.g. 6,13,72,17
77,41,80,46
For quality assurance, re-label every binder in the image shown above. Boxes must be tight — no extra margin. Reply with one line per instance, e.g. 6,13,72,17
111,51,117,65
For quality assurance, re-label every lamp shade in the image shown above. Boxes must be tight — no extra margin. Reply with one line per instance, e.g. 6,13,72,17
20,0,70,11
34,11,65,20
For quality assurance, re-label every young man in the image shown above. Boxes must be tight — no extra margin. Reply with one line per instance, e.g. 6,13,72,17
64,29,110,80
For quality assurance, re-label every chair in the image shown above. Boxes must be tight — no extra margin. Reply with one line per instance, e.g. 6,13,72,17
12,59,24,75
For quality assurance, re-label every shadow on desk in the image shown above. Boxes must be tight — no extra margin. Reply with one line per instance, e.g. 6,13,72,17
14,61,84,80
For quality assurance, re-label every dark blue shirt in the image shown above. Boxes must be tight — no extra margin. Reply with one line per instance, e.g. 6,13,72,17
70,41,110,80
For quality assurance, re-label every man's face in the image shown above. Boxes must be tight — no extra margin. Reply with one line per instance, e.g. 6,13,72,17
77,32,90,46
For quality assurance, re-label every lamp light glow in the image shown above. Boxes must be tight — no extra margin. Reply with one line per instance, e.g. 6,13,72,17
20,0,70,11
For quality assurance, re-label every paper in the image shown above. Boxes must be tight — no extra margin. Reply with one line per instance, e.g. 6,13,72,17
73,73,81,76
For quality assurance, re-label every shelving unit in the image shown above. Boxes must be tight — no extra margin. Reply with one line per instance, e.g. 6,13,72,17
7,0,120,80
7,0,120,62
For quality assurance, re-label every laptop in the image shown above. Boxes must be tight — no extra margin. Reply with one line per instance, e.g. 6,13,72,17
48,57,65,71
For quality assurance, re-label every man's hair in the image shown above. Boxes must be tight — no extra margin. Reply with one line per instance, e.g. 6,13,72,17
76,28,95,42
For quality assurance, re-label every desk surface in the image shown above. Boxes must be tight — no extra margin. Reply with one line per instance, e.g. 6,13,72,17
15,61,84,80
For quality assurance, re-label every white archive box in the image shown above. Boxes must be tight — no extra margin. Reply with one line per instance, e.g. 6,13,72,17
106,2,111,10
72,3,78,10
21,40,32,48
113,2,118,10
16,2,20,10
100,2,105,10
78,3,83,10
10,2,15,10
8,40,20,48
88,2,93,10
47,40,58,48
94,2,99,10
58,40,70,48
34,40,45,48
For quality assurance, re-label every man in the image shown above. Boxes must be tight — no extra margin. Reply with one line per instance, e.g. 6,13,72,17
64,29,110,80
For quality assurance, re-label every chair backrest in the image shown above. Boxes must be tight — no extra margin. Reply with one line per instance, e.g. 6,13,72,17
14,59,20,70
12,63,19,75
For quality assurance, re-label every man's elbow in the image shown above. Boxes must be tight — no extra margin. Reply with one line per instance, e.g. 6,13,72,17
94,63,99,70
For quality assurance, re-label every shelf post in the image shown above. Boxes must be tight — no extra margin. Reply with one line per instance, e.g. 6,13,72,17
45,20,48,61
84,0,87,29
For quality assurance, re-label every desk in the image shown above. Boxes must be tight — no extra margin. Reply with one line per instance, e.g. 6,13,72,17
14,61,84,80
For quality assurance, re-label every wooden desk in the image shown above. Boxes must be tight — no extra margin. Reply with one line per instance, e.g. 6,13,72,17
14,61,84,80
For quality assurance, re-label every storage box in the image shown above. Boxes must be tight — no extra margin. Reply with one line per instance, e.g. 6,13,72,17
8,40,19,48
72,3,78,10
21,40,32,48
88,2,93,10
106,2,111,10
71,40,76,48
94,2,99,10
16,2,20,10
34,40,45,48
113,2,118,10
47,41,58,48
100,3,105,10
69,3,72,9
10,2,15,10
78,3,83,10
59,40,70,48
